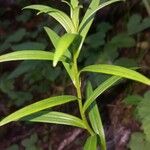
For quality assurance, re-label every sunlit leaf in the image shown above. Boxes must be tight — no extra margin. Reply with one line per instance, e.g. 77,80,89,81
23,111,86,129
84,76,121,111
79,0,124,34
44,26,71,59
79,0,100,39
53,33,77,67
84,135,97,150
86,82,106,150
80,64,150,86
71,0,79,8
0,95,77,126
0,50,54,62
24,5,74,32
44,26,74,81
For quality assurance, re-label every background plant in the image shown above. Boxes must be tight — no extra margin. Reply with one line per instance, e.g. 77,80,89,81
124,91,150,150
0,0,150,150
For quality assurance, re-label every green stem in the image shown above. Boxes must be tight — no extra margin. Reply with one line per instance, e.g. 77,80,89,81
73,56,94,135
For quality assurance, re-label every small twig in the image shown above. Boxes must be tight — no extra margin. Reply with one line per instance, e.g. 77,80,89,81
57,128,83,150
143,0,150,16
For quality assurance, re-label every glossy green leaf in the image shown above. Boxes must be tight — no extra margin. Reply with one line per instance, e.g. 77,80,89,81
53,33,77,67
70,0,80,30
79,0,100,39
71,0,79,8
72,6,81,30
44,26,59,47
0,95,77,126
23,111,86,129
84,135,97,150
79,0,124,34
44,26,74,82
0,50,56,63
24,5,74,32
80,64,150,86
86,82,106,150
44,26,71,59
84,76,121,111
74,0,100,58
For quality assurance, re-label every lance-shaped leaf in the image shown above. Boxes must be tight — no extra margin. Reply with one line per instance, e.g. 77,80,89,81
53,33,78,67
24,5,74,32
79,0,100,39
0,95,77,126
75,0,100,58
80,64,150,86
70,0,80,30
0,50,56,63
79,0,124,34
86,82,106,150
44,26,71,59
71,0,79,8
84,135,97,150
23,111,86,129
44,27,74,82
44,26,59,47
84,76,121,111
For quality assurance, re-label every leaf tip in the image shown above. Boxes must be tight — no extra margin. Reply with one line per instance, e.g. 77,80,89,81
53,61,57,67
0,120,5,127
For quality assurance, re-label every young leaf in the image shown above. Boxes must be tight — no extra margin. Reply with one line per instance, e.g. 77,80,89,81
44,26,71,59
71,0,79,8
86,82,106,150
79,0,124,34
84,135,97,150
0,95,77,126
0,50,56,63
83,76,121,111
44,26,59,47
53,33,77,67
80,64,150,86
72,6,81,30
23,111,86,129
44,27,74,83
24,5,74,32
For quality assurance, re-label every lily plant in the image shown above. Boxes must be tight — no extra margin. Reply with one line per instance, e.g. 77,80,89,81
0,0,150,149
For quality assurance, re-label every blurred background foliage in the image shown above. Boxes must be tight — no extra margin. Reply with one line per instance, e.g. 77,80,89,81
0,0,150,149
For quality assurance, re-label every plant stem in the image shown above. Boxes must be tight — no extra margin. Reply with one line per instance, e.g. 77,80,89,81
73,57,94,136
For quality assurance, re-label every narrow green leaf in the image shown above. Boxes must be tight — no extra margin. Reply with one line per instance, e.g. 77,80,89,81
79,0,124,34
44,27,74,82
53,33,77,67
44,26,71,59
79,0,100,39
84,76,121,111
0,50,56,63
86,82,106,150
84,135,97,150
0,95,77,126
24,5,74,32
72,6,80,30
71,0,79,8
80,64,150,86
44,26,59,47
23,111,86,129
76,0,100,58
